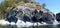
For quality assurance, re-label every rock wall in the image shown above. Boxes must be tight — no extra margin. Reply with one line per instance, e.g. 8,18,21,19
6,3,55,24
56,13,60,22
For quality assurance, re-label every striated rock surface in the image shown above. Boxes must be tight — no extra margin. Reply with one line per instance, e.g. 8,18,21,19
56,13,60,22
6,2,55,24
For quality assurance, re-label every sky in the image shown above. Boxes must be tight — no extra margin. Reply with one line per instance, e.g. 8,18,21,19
0,0,3,3
0,0,60,14
35,0,60,14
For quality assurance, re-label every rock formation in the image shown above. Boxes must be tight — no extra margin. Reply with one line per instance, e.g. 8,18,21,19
56,13,60,22
6,1,55,24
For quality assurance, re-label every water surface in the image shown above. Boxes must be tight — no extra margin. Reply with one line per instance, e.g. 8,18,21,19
0,24,60,28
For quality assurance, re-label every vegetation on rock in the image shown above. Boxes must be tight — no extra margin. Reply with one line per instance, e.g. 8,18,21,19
0,0,25,19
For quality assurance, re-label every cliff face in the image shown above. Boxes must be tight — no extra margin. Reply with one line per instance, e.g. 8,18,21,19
56,13,60,22
6,2,55,24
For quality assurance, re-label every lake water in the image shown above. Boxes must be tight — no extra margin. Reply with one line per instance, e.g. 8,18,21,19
0,24,60,28
0,20,60,28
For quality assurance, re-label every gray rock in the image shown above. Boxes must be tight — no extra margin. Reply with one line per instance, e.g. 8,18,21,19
6,3,55,24
56,13,60,22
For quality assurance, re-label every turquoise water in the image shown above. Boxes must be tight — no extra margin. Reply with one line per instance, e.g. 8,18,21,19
0,24,60,28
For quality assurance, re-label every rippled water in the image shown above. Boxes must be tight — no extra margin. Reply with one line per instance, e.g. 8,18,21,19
0,24,60,28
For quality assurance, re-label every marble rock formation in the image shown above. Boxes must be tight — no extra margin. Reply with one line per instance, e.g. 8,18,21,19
6,3,55,24
56,13,60,22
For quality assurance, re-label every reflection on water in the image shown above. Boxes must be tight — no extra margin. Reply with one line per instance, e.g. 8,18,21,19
0,24,60,28
0,25,17,28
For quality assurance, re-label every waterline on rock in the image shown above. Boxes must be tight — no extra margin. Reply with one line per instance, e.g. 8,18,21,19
0,19,60,27
53,19,59,25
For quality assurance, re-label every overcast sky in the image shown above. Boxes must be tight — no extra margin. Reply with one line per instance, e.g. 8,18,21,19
0,0,60,14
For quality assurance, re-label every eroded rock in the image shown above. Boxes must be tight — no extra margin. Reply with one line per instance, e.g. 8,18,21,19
6,3,55,24
56,13,60,22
